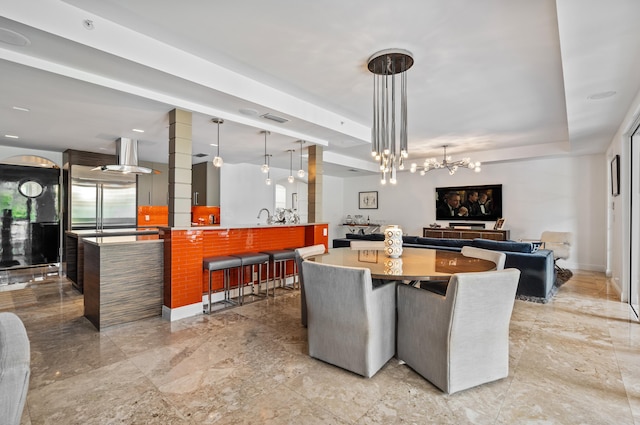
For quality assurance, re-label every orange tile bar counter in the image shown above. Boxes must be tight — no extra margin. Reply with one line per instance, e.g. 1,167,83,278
161,223,328,321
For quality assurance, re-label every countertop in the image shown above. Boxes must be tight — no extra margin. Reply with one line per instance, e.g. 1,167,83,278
170,222,328,231
82,235,163,246
66,228,160,237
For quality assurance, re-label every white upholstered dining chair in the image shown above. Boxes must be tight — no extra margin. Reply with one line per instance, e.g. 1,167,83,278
302,261,397,378
294,244,326,327
461,246,506,270
397,268,520,394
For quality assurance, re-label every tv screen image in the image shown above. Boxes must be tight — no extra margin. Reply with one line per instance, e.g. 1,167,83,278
435,184,502,221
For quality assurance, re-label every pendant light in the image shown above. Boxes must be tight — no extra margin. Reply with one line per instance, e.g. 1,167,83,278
297,140,305,178
265,154,272,185
260,131,270,173
287,149,295,183
211,118,224,167
368,49,413,184
409,145,481,175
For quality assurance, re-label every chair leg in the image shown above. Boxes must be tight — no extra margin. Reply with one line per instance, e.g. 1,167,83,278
206,270,213,314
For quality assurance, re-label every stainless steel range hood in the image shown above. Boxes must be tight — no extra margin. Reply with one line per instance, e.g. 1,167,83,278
95,138,153,174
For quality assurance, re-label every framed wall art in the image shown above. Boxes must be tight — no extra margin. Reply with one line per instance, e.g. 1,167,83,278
494,218,506,230
611,154,620,196
359,191,378,209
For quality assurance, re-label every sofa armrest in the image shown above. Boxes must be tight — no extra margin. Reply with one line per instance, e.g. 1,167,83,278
504,250,555,299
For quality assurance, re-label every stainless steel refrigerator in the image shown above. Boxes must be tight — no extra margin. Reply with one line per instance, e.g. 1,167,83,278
70,165,137,230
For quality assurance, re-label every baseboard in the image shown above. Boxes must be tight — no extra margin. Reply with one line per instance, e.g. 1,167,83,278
162,303,202,321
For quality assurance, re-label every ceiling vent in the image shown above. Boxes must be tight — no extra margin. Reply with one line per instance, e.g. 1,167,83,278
193,153,208,158
260,113,289,124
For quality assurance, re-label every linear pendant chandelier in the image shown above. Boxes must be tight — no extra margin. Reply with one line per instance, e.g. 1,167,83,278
368,48,414,185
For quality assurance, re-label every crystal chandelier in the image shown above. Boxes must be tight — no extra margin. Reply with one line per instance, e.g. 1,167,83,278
211,118,224,167
368,48,414,185
410,145,481,176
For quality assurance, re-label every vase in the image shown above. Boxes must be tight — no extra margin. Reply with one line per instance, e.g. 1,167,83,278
384,225,403,258
384,258,403,275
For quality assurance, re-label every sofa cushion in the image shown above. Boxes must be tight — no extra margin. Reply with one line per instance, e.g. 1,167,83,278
402,235,419,244
416,237,474,248
472,238,534,253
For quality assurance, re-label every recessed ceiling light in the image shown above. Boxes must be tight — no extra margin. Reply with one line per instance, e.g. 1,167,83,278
587,91,617,100
4,134,19,139
132,128,145,133
0,28,31,47
209,143,218,147
12,106,30,112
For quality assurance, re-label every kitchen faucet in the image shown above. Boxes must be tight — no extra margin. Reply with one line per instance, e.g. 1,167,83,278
257,208,271,224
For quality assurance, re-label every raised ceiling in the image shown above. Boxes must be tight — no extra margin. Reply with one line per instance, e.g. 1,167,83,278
1,0,640,177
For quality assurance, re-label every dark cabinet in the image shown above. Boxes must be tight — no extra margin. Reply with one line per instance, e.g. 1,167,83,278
423,228,510,241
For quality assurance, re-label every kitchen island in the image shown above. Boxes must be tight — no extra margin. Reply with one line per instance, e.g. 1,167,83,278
83,234,164,330
66,228,159,293
163,222,328,321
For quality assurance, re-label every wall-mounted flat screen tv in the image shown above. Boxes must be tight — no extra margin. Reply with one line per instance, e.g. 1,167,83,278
435,184,502,221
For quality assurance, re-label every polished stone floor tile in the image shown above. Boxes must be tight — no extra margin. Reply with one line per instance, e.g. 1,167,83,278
4,269,639,424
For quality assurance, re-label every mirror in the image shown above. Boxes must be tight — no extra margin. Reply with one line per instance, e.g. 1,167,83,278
18,180,44,198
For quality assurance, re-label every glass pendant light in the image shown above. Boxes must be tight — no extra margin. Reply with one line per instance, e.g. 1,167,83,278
261,131,270,173
265,154,272,185
288,149,295,183
211,118,224,167
297,140,305,178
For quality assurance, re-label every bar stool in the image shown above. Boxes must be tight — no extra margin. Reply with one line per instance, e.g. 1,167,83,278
231,252,269,304
261,249,297,296
202,255,242,313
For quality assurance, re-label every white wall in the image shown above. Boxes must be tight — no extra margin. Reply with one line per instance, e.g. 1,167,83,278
342,154,607,271
221,163,275,225
606,86,640,299
220,163,307,226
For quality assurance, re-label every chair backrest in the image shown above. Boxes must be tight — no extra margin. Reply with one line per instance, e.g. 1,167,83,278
461,246,506,270
302,261,373,322
350,240,385,250
446,268,520,347
0,312,30,425
295,244,326,274
296,244,327,328
540,231,572,245
540,231,571,260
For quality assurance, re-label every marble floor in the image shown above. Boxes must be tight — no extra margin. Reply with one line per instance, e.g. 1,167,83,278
4,270,639,424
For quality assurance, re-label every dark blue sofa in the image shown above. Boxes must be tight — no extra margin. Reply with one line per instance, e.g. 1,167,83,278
333,233,556,302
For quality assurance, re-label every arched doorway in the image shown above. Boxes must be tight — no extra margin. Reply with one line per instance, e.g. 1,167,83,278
0,155,61,286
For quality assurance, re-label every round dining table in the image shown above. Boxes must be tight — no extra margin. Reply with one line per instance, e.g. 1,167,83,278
309,247,495,281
